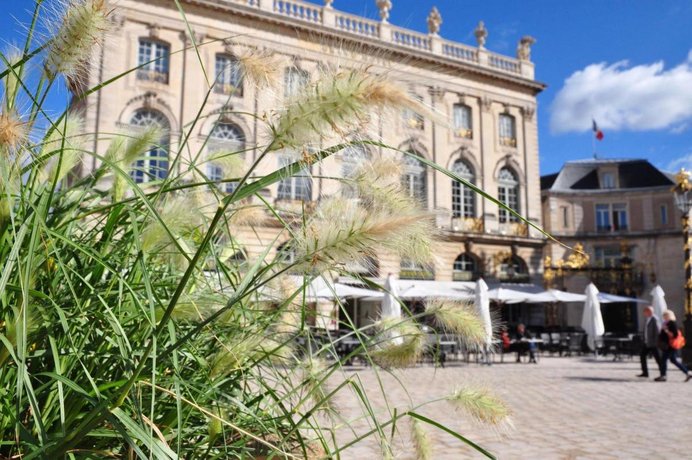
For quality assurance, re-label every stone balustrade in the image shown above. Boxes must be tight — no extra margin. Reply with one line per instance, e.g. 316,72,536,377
222,0,534,80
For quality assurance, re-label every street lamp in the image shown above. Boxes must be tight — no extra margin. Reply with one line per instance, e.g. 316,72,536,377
673,168,692,364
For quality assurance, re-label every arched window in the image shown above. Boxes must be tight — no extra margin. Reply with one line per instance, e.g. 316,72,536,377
453,253,479,281
399,258,434,280
499,114,516,147
137,39,170,84
452,160,475,218
215,54,243,96
340,145,370,197
453,104,472,138
498,167,519,223
130,109,170,183
277,154,312,201
284,67,309,98
207,122,245,193
498,255,529,283
401,152,427,205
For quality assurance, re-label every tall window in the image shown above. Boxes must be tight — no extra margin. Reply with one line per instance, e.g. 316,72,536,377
660,204,668,226
277,154,312,201
402,152,427,205
403,95,424,130
340,145,369,197
276,241,297,265
453,104,472,138
284,67,309,98
596,204,610,231
207,123,245,193
215,54,243,96
137,39,170,83
595,203,628,232
130,109,170,183
612,203,628,231
499,113,516,147
453,253,478,281
497,167,519,223
451,160,475,218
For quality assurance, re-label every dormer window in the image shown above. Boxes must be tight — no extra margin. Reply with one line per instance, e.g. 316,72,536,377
601,172,615,189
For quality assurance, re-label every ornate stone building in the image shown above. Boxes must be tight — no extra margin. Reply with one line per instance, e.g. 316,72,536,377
541,159,684,332
78,0,546,287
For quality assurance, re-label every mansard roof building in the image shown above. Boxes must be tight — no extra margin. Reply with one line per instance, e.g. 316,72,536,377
541,158,683,333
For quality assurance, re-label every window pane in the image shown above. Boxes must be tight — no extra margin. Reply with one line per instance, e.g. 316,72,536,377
498,168,519,223
453,104,472,137
285,67,309,98
499,114,516,147
129,110,170,183
215,55,243,96
137,40,169,83
451,160,475,218
402,154,427,204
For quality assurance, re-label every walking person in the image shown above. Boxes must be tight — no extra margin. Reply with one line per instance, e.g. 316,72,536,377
637,306,661,378
655,310,691,382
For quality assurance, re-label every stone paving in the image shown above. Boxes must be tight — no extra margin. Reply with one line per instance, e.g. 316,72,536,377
327,355,692,459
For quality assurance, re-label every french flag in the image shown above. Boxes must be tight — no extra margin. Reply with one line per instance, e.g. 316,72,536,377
592,119,604,141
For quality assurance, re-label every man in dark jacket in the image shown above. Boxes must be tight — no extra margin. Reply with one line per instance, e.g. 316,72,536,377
637,306,661,378
513,323,537,363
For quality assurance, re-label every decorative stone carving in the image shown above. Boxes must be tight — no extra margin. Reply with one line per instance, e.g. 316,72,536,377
110,13,126,31
521,105,536,121
474,21,487,48
516,35,536,61
147,24,160,39
427,7,442,36
376,0,392,23
480,96,492,112
324,0,334,7
427,86,444,103
223,38,235,54
142,91,157,108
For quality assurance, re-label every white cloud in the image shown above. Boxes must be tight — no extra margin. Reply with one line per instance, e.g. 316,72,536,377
666,152,692,173
550,51,692,134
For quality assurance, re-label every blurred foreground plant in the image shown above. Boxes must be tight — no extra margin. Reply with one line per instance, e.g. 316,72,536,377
0,1,520,458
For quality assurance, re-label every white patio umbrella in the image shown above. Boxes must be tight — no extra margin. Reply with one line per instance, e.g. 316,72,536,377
525,289,586,303
474,278,492,346
486,287,531,304
650,285,668,319
380,273,402,320
581,283,605,353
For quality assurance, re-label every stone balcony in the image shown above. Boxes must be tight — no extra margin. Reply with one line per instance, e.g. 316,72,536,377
201,0,537,81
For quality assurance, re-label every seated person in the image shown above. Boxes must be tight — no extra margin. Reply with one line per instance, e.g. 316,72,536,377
511,323,537,363
500,327,511,353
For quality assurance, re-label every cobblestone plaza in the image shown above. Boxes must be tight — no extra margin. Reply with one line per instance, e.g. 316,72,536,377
329,357,692,459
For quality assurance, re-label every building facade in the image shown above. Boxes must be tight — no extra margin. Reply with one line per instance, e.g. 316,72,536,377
541,159,684,333
78,0,546,287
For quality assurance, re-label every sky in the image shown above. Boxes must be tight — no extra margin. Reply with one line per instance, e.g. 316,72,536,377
1,0,691,176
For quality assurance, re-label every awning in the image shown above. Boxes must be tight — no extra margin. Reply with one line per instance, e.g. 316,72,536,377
524,289,586,303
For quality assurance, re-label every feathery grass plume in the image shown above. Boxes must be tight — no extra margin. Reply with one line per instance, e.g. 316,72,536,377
380,437,395,460
165,293,226,322
449,387,511,426
2,48,23,111
271,276,304,335
269,68,425,150
228,204,266,227
208,150,245,179
411,418,433,460
210,331,293,378
425,300,488,347
236,47,282,89
44,0,111,81
140,195,204,270
105,126,163,201
39,112,85,183
370,317,426,369
300,358,335,414
0,110,26,152
293,196,433,273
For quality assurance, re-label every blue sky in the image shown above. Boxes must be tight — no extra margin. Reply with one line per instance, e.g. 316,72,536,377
2,0,691,175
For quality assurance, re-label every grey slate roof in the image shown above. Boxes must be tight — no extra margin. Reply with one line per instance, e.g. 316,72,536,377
541,158,674,191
